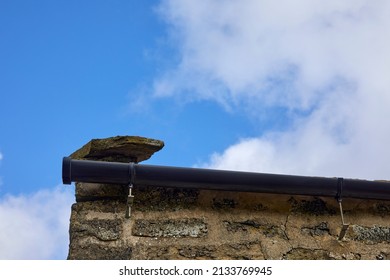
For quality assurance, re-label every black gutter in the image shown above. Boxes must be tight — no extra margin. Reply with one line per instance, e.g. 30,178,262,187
62,157,390,201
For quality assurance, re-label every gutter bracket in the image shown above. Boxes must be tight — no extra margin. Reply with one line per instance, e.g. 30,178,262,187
126,184,134,219
126,162,136,219
336,178,349,240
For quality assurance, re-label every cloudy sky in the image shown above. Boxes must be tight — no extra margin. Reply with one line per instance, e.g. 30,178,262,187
1,0,390,259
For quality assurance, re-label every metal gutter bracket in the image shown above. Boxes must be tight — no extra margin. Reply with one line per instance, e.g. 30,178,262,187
336,178,350,240
125,162,136,219
126,184,134,219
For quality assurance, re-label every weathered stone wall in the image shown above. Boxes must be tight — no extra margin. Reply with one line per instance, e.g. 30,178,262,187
67,136,390,260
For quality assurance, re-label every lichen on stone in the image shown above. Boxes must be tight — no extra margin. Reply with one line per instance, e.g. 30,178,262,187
132,218,208,238
71,218,122,241
351,225,390,244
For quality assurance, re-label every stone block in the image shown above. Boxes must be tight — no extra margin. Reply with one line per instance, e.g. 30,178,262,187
133,186,199,212
70,135,164,163
70,218,122,241
75,183,128,202
68,243,132,260
132,218,208,238
351,225,390,244
283,248,333,260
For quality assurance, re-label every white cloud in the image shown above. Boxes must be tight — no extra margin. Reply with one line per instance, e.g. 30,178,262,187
157,0,390,180
0,186,74,259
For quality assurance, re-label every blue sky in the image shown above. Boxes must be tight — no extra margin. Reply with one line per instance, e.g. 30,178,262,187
1,0,390,259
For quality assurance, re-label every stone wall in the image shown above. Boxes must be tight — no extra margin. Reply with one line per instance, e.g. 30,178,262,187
66,136,390,260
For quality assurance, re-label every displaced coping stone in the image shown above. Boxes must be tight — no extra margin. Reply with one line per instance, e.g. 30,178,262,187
68,135,164,202
70,135,164,163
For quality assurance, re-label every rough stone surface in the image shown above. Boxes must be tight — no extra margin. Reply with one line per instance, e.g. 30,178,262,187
132,218,208,238
290,197,336,215
68,242,132,260
76,183,129,202
351,225,390,244
283,248,332,260
68,188,390,260
70,135,164,163
71,218,122,241
372,203,390,217
224,220,288,239
75,183,128,202
67,136,390,260
130,241,266,260
301,222,330,236
68,199,128,259
133,186,199,212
